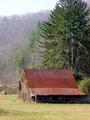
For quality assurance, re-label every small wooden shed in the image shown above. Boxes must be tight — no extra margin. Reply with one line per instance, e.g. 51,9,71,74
18,69,85,103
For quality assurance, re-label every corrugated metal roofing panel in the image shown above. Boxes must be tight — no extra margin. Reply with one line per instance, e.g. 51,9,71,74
24,69,77,88
32,88,85,96
22,69,85,96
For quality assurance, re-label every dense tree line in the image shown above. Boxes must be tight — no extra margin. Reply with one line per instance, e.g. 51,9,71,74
15,23,42,71
0,11,49,84
40,0,90,77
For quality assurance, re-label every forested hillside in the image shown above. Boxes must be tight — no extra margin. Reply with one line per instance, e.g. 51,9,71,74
0,11,49,85
0,0,90,87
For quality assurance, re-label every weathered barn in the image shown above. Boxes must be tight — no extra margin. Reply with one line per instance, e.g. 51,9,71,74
18,69,86,103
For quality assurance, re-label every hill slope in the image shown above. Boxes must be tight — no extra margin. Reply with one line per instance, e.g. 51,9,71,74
0,11,49,85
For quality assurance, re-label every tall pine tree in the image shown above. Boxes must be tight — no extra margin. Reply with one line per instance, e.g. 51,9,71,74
40,0,90,76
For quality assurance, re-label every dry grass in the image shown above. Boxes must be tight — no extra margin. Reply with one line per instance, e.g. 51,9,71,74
0,95,90,120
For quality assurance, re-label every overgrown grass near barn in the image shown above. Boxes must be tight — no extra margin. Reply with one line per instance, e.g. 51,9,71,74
0,95,90,120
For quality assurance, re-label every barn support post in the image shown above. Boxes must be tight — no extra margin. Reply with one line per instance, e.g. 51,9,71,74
35,94,37,102
27,88,31,101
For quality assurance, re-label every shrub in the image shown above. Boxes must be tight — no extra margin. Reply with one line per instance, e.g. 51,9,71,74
79,78,90,95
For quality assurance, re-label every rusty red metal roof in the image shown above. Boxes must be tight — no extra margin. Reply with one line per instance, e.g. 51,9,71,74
32,88,85,96
22,69,85,95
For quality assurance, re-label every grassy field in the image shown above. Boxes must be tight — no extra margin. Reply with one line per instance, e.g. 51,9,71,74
0,95,90,120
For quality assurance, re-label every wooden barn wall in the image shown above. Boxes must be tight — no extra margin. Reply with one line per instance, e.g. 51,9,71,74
19,79,35,101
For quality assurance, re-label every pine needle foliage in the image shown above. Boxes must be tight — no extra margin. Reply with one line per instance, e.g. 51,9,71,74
40,0,90,76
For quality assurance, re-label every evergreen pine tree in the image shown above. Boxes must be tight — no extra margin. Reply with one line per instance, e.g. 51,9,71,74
40,0,90,76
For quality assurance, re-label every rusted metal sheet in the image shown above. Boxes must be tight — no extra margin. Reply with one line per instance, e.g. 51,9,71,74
32,88,85,96
22,69,84,96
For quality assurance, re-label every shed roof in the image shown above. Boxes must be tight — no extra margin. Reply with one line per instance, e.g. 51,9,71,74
22,69,85,95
